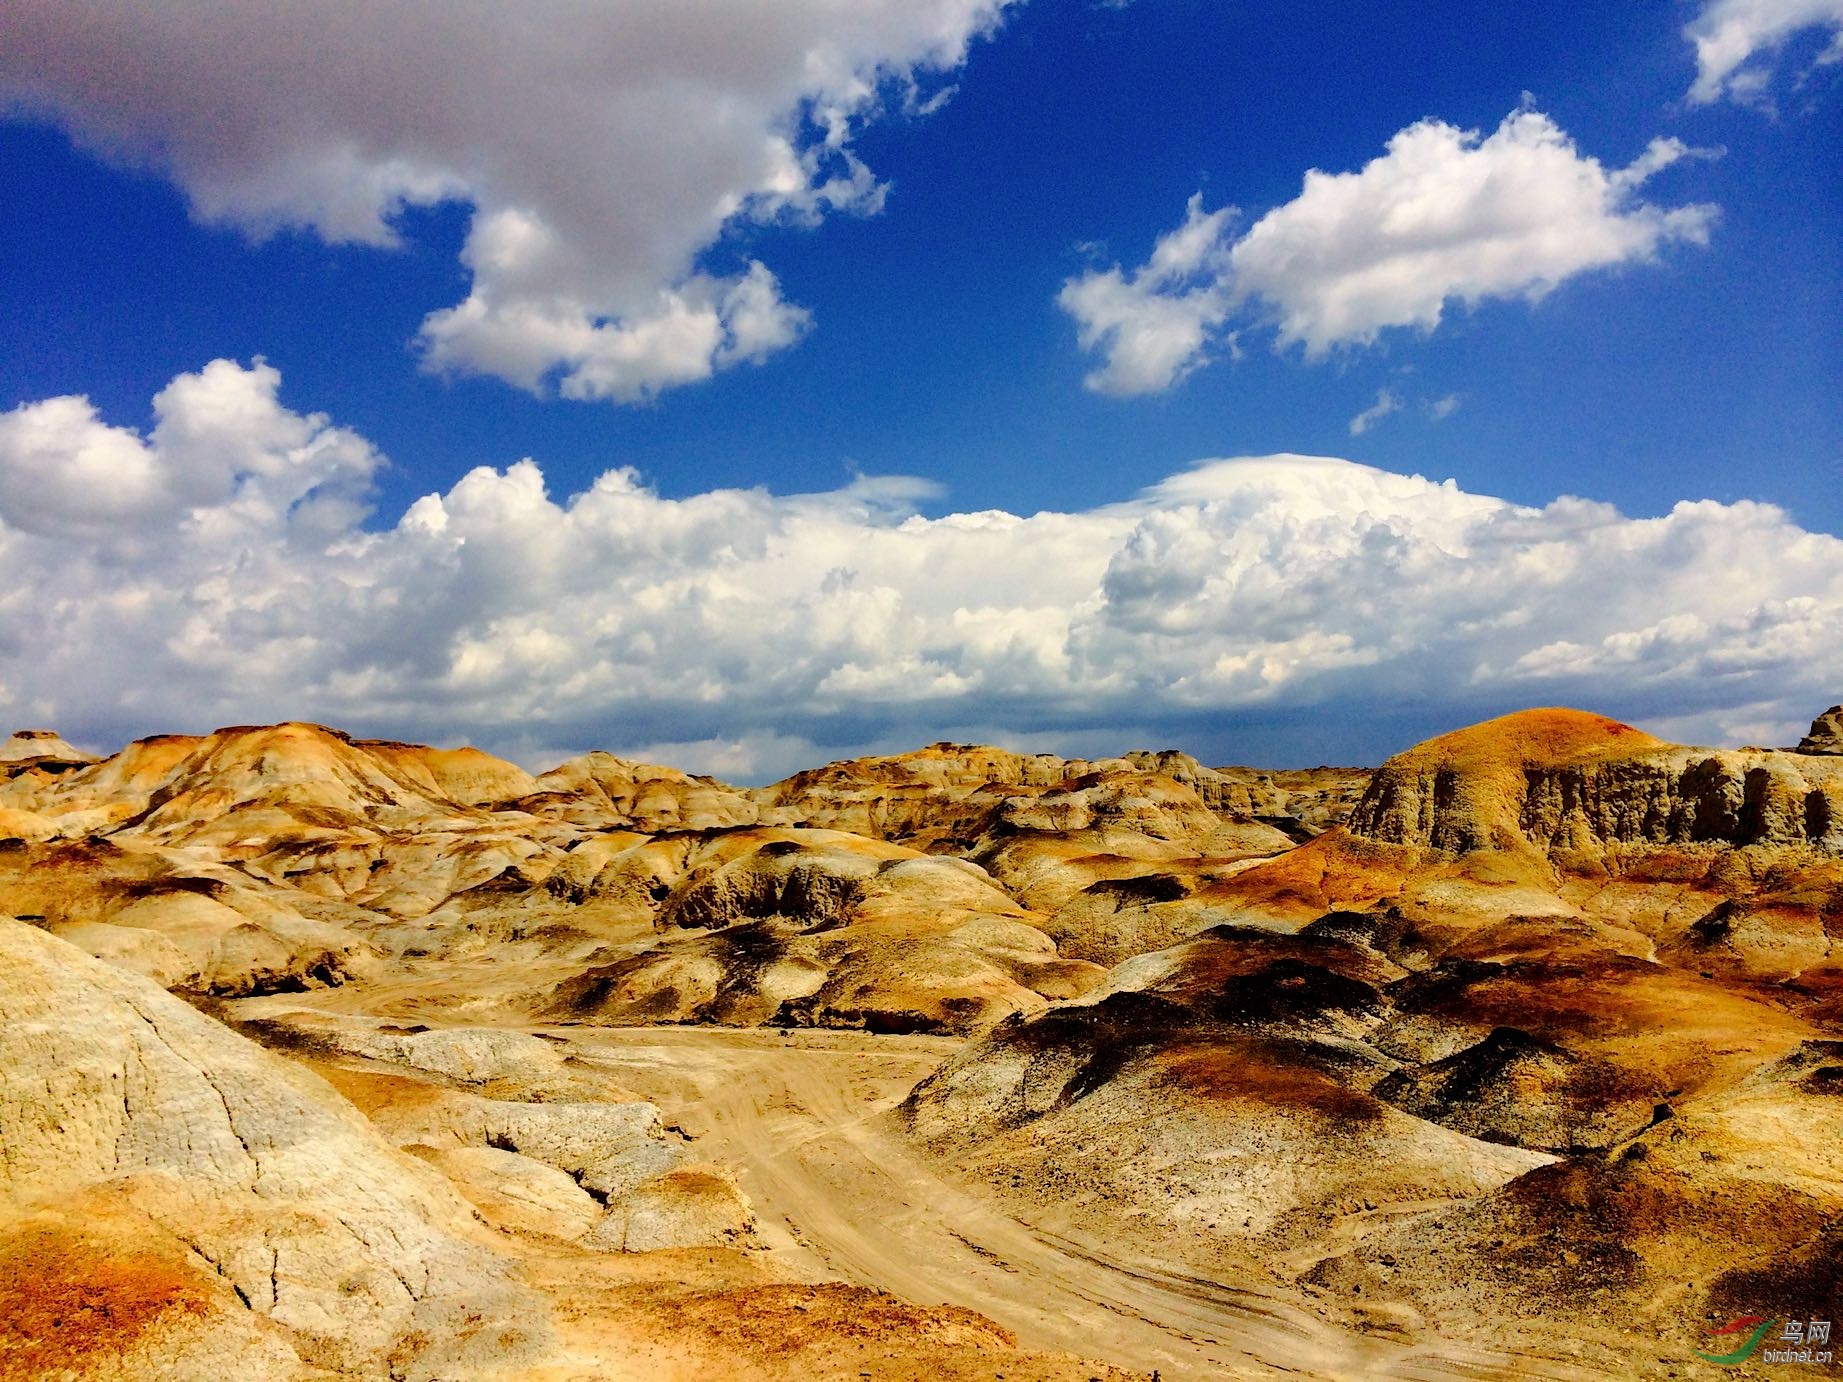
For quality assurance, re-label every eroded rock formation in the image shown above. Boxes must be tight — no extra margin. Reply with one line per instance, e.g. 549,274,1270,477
1347,707,1843,854
1798,704,1843,755
0,918,538,1378
9,706,1842,1376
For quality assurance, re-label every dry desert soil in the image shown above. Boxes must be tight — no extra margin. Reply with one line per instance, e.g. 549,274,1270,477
2,707,1841,1379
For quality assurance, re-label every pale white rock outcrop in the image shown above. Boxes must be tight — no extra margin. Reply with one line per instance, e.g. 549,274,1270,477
0,917,543,1377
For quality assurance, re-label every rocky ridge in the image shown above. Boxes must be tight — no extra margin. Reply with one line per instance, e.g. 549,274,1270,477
0,917,538,1379
1799,704,1843,755
897,705,1843,1370
8,704,1842,1375
0,720,1351,1035
1347,707,1843,854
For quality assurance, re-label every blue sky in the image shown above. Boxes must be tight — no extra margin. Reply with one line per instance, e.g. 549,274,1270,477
0,1,1839,776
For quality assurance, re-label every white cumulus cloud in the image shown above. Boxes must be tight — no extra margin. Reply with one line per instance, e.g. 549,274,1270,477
1061,109,1716,392
0,359,380,539
1,361,1839,768
0,0,1010,402
1058,194,1237,396
1685,0,1843,103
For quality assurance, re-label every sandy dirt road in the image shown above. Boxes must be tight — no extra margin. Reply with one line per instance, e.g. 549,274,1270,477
544,1024,1588,1381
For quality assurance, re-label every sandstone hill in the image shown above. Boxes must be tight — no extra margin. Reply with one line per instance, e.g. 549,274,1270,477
0,726,90,764
0,916,536,1379
897,705,1843,1370
1800,703,1843,755
0,720,1347,1035
1347,706,1843,854
747,741,1365,850
8,705,1841,1376
0,917,1126,1381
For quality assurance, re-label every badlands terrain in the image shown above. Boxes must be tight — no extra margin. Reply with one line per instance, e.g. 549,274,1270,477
1,706,1839,1379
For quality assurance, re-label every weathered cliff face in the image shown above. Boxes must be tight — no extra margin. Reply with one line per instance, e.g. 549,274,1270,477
511,750,762,831
1798,704,1843,755
0,917,538,1377
0,727,91,764
1126,752,1369,834
1508,749,1840,853
747,742,1366,846
1347,708,1843,856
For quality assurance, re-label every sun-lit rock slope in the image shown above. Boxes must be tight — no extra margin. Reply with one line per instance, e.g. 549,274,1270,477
0,916,1124,1381
1349,706,1842,854
6,704,1841,1373
0,719,1353,1035
0,916,538,1379
1799,703,1843,755
901,705,1843,1370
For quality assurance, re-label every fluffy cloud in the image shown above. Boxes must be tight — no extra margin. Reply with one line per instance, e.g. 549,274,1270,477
1061,109,1715,392
1,361,1838,770
0,1,1008,401
0,359,379,539
1685,0,1843,103
1057,194,1236,396
1230,111,1717,355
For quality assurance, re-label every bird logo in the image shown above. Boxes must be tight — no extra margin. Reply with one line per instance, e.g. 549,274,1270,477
1694,1316,1776,1365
